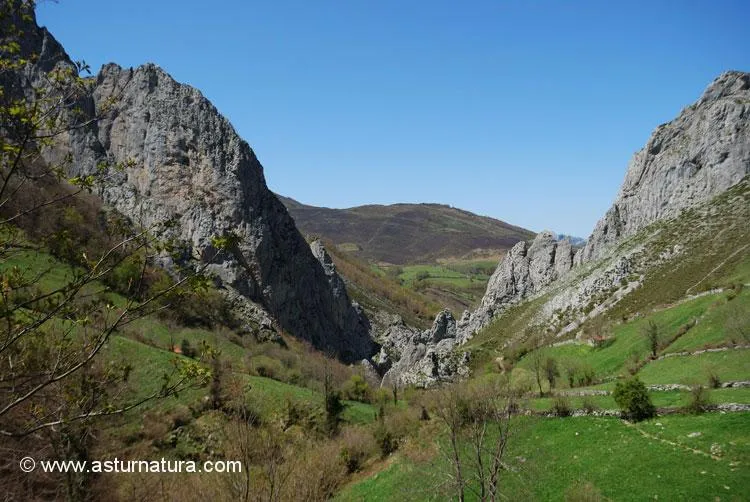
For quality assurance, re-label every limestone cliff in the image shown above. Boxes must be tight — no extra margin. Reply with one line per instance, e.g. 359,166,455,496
463,71,750,339
10,11,375,362
460,231,574,336
580,71,750,263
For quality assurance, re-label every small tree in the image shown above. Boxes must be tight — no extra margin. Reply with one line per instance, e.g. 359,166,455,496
342,374,370,402
613,377,655,421
642,321,660,358
725,302,750,344
530,348,545,397
544,357,559,390
323,366,345,435
685,385,711,414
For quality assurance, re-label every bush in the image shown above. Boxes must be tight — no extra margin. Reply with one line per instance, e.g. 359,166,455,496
180,339,197,359
373,423,399,457
551,396,572,417
581,397,598,414
642,320,660,358
685,385,712,414
707,370,722,389
341,374,371,403
577,364,596,387
613,377,655,422
250,355,284,380
282,397,317,431
338,427,375,473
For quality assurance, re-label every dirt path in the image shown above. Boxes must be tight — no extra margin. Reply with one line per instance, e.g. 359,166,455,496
685,242,750,295
627,422,722,461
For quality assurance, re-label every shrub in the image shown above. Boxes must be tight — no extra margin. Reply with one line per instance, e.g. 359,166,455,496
707,370,722,389
282,397,317,431
180,339,197,359
544,357,560,389
341,374,371,403
685,385,711,414
577,364,596,387
642,320,660,358
552,396,572,417
250,355,284,380
414,270,430,281
338,427,376,473
581,397,598,414
373,423,399,457
613,377,655,422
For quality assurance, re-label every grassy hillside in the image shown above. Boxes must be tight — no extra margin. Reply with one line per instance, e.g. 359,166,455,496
337,413,750,502
384,261,497,313
321,239,443,328
279,195,534,265
334,180,750,502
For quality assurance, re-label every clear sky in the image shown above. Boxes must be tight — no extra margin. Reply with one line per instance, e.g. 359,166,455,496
37,0,750,237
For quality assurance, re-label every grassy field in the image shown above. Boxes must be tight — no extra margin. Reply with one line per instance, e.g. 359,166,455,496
509,287,749,390
337,413,750,501
380,261,497,313
637,349,750,386
524,387,750,412
105,333,378,447
665,289,750,353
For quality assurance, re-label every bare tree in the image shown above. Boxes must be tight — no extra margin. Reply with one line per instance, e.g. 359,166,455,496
431,378,518,502
725,302,750,344
544,357,559,390
530,348,546,397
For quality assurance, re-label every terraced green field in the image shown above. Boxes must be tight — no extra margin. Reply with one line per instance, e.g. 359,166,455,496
337,413,750,502
637,349,750,386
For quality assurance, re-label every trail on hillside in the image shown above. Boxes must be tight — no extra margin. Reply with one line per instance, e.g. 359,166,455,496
686,242,750,295
626,422,722,461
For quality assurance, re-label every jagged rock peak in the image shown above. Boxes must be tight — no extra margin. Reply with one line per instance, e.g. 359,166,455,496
429,309,457,343
310,239,335,272
698,71,750,103
459,230,574,337
464,70,749,341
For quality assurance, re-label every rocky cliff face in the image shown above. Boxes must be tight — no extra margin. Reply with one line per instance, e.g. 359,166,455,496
462,72,750,339
376,310,470,387
460,231,574,336
13,12,375,363
580,71,750,263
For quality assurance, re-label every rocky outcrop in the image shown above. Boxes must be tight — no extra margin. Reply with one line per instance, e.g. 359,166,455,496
12,10,376,363
309,240,375,358
461,231,574,336
581,71,750,262
376,310,469,387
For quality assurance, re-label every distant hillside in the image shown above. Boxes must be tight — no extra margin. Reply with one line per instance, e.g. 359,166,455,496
277,196,535,265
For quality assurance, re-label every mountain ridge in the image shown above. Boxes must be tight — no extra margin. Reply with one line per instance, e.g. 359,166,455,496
277,194,535,265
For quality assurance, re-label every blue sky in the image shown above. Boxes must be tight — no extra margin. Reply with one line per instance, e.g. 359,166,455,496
37,1,750,236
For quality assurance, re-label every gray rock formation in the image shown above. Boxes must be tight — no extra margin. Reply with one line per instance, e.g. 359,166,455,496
380,310,469,388
462,72,750,340
461,231,574,336
581,71,750,262
11,11,375,362
309,240,375,358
